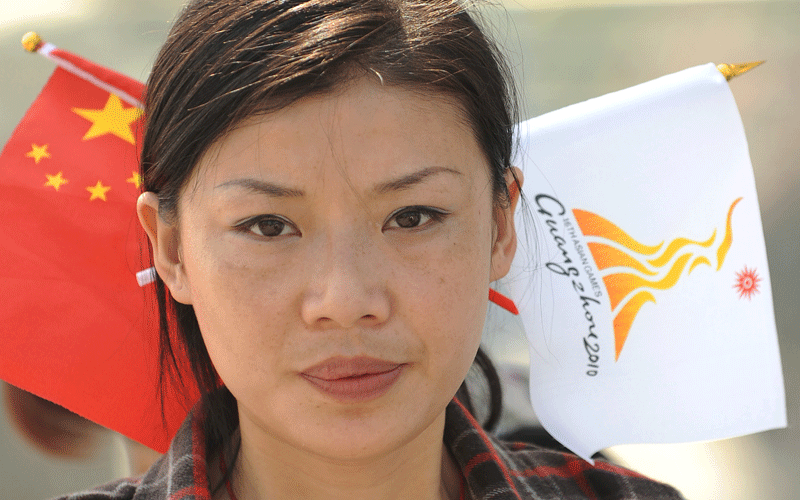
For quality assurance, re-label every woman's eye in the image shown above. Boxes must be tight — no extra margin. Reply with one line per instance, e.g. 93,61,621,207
395,210,424,228
239,216,296,238
386,207,447,230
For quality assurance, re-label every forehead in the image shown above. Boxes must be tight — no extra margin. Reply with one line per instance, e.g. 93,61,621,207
184,78,489,199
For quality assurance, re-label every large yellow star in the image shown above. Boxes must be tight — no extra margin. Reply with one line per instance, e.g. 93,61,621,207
126,171,142,189
26,143,51,164
44,172,68,191
72,95,142,145
86,181,111,201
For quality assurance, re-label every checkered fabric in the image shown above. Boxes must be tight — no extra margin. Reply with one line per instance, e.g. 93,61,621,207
53,398,684,499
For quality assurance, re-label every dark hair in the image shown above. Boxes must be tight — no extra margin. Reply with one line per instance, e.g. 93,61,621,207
141,0,519,471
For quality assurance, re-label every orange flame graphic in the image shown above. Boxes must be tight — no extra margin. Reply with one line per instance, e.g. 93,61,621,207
573,198,742,360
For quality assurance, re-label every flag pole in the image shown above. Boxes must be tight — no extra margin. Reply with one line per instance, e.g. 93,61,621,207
21,31,43,53
21,32,144,109
717,61,765,81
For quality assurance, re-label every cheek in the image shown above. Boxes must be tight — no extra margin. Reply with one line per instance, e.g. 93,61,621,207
181,236,300,375
403,205,494,375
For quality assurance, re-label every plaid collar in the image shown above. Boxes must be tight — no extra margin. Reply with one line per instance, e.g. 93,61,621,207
445,398,683,499
91,397,682,500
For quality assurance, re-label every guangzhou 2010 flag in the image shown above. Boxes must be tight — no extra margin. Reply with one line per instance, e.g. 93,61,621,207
510,63,787,461
0,40,196,453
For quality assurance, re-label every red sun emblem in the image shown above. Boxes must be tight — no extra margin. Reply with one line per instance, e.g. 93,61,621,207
734,266,761,299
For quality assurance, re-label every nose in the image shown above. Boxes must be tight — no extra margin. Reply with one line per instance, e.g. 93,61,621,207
300,231,391,329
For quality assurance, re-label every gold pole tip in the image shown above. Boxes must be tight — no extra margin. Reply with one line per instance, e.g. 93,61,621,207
717,61,765,81
21,32,43,53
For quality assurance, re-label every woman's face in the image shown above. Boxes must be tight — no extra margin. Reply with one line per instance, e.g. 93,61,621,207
141,77,517,460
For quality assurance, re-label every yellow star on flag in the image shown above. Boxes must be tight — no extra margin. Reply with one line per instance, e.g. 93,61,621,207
126,171,142,189
44,172,69,191
86,181,111,201
26,144,51,164
72,95,142,145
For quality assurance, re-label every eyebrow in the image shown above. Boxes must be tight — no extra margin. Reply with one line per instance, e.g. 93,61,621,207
373,166,463,194
214,165,463,198
214,178,305,198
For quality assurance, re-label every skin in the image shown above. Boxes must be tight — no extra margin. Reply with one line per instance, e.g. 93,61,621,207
138,77,521,500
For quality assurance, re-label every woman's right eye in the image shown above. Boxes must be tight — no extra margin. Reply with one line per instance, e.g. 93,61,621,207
237,216,297,238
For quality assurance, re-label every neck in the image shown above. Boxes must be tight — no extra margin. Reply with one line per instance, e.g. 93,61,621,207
220,409,461,500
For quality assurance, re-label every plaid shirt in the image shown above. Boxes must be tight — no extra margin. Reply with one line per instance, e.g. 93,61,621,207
54,398,683,500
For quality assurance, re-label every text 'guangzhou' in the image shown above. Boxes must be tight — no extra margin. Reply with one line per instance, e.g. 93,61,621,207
535,194,602,377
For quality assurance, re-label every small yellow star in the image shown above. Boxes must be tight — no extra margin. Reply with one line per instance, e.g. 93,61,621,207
73,94,143,145
26,143,51,164
44,172,68,191
86,181,111,201
126,171,142,189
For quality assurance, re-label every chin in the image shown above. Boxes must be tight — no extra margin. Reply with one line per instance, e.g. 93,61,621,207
283,397,445,461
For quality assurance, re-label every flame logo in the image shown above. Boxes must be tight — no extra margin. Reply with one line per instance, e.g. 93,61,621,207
573,198,742,361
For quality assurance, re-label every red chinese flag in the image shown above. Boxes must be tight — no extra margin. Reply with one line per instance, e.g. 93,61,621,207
0,46,198,452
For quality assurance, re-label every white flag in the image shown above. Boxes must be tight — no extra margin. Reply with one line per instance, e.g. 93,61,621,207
510,63,787,461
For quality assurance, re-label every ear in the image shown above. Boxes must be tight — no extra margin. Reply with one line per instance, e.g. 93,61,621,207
137,192,193,305
490,166,523,282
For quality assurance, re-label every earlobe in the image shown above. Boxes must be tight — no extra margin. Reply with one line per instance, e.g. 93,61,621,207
136,192,193,305
490,166,523,282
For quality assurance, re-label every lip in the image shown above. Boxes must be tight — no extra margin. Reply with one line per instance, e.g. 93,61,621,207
300,356,405,402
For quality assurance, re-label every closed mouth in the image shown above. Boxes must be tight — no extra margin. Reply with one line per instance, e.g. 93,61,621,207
300,356,405,402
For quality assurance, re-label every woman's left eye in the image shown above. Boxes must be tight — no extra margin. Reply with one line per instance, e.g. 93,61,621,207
384,206,448,231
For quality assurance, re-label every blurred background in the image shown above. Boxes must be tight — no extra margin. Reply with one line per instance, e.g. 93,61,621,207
0,0,797,498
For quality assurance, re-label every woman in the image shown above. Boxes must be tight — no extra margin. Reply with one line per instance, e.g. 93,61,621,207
59,0,684,498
